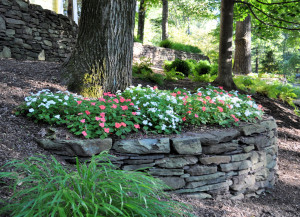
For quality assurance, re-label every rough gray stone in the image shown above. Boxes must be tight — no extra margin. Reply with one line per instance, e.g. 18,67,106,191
23,43,32,50
252,161,265,171
230,194,244,200
185,193,212,199
123,159,154,164
5,18,25,25
16,0,29,11
23,26,32,35
0,16,6,30
255,168,269,181
129,155,165,160
156,156,198,168
159,177,186,190
171,137,202,154
185,172,225,182
122,163,155,171
173,180,233,194
113,138,170,154
36,138,112,157
210,129,240,143
231,175,256,191
5,29,15,37
186,176,227,189
231,153,252,162
241,119,277,136
14,38,23,45
186,165,217,176
220,160,252,172
202,142,238,154
149,168,184,176
38,50,45,61
43,40,52,47
0,46,11,58
199,156,231,165
243,145,255,153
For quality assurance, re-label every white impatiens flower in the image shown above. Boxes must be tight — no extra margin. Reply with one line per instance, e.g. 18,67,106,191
142,120,148,125
43,98,47,102
29,108,34,113
148,122,153,126
63,102,68,105
161,124,167,131
26,102,31,106
245,110,251,117
54,115,60,119
64,95,69,100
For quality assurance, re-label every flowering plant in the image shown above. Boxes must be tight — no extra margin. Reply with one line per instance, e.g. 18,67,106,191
17,85,264,139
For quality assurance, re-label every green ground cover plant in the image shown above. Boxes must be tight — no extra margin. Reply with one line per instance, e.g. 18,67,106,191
0,152,190,217
16,85,264,139
159,39,202,54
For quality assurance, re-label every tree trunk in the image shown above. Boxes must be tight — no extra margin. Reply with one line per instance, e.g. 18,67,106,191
67,0,73,20
61,0,136,97
213,0,237,90
233,15,252,74
255,47,259,74
162,0,169,40
138,0,146,43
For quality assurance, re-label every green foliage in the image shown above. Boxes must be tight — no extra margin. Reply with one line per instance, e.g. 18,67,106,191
159,39,202,54
134,35,143,43
164,58,192,77
261,50,279,74
165,68,185,81
194,60,211,76
0,153,189,217
234,75,300,112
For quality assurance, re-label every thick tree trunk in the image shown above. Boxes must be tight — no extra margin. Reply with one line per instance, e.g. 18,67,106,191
233,15,252,74
162,0,169,40
213,0,237,90
138,0,146,43
67,0,73,20
61,0,136,97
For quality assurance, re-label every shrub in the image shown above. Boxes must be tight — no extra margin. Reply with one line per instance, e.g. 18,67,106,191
159,39,173,48
164,58,192,77
158,40,202,54
210,63,218,75
165,68,185,81
0,153,189,217
194,60,211,76
132,57,153,75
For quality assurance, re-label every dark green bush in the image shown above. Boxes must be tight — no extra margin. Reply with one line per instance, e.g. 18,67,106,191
165,68,185,81
158,40,202,54
194,60,211,76
210,63,218,75
165,58,192,77
132,57,153,75
159,39,173,49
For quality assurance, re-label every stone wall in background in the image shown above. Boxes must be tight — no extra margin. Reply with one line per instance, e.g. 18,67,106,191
38,117,278,200
133,42,209,69
0,0,77,62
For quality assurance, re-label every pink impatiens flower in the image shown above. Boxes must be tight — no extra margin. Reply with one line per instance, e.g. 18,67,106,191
85,110,90,115
104,128,110,133
121,105,128,111
95,117,101,121
99,105,106,110
197,92,202,96
195,114,199,118
202,107,206,112
205,96,211,100
120,97,125,103
115,123,121,128
177,91,181,95
98,98,105,102
217,106,224,112
134,124,140,129
121,122,126,127
111,104,117,109
100,117,106,122
91,102,96,106
153,86,158,90
129,102,134,106
132,112,137,115
99,122,105,128
77,101,82,105
80,119,85,123
113,99,119,103
82,131,87,137
100,112,105,117
182,117,186,121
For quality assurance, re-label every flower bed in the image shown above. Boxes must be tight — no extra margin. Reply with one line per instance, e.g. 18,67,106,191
17,85,264,139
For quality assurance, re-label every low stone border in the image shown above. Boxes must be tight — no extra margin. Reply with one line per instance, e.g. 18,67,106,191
37,117,278,200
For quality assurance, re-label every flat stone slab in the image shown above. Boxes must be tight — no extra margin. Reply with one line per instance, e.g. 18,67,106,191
156,156,198,168
36,139,112,157
113,138,170,154
171,137,202,154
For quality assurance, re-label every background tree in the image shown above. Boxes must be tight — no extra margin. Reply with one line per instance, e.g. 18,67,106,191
138,0,147,42
61,0,136,97
67,0,73,20
162,0,169,40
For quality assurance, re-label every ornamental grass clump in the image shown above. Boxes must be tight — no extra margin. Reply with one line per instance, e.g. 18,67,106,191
0,153,191,217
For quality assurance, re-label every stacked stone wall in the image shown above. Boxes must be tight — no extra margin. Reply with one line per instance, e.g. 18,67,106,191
0,0,77,61
38,117,278,200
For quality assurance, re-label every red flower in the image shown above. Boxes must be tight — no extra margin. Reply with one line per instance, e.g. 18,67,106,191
219,86,224,90
171,93,177,97
153,86,158,90
205,96,211,100
187,111,191,114
182,117,186,121
129,102,134,106
177,91,181,95
99,105,106,110
121,105,128,110
120,97,125,103
85,110,90,115
77,101,82,105
197,92,202,96
217,106,223,112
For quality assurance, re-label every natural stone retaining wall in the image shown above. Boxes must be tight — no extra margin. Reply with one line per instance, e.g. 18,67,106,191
37,117,278,200
133,42,209,69
0,0,77,61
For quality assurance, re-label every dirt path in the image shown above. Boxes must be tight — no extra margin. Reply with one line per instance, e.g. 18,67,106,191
0,59,299,216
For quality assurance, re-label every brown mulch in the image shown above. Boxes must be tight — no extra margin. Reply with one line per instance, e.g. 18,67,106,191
0,59,300,217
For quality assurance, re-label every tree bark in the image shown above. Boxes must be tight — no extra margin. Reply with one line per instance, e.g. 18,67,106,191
138,0,146,43
233,15,252,74
61,0,136,97
213,0,237,90
67,0,73,20
162,0,169,40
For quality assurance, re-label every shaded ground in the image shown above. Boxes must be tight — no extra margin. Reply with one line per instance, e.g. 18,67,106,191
0,59,299,216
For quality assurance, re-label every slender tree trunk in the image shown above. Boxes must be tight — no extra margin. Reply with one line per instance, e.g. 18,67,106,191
162,0,169,40
138,0,146,43
213,0,237,90
255,47,259,74
233,15,252,74
61,0,136,97
67,0,73,20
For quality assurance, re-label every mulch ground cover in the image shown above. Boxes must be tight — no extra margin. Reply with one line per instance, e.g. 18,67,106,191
0,59,299,216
